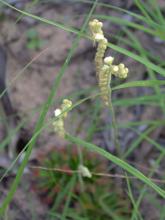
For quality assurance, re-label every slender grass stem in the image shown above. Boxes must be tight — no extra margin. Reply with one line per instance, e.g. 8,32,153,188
108,88,121,157
77,145,85,192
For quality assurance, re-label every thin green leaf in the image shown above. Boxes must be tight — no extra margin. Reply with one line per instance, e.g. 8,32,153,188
113,80,165,90
66,134,165,198
0,1,98,215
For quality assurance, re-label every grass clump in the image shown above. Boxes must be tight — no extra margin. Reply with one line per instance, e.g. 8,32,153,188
32,148,131,220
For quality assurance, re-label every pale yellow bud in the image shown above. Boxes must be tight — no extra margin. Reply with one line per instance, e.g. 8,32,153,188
53,99,72,138
89,19,103,33
98,64,111,106
125,68,129,74
119,63,125,69
112,63,129,78
61,99,72,118
113,66,119,72
54,108,61,117
64,99,72,106
78,165,92,178
95,34,104,41
104,56,114,65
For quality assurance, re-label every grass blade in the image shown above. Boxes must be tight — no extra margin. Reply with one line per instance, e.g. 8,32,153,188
66,134,165,198
0,0,99,215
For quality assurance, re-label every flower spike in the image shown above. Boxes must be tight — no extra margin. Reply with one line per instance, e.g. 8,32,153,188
89,19,129,106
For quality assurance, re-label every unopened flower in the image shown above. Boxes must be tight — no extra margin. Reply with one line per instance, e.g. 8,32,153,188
99,64,111,106
89,19,103,42
53,99,72,138
61,99,72,118
78,164,92,178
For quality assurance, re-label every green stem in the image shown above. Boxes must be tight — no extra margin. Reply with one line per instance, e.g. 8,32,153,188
77,145,85,192
108,87,121,157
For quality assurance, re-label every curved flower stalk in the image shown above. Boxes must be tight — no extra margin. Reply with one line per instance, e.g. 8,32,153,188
53,99,72,138
89,19,129,155
53,100,92,187
89,19,128,106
